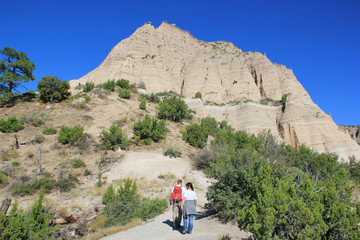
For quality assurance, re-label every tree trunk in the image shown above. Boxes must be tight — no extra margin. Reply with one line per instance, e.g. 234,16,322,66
0,198,12,216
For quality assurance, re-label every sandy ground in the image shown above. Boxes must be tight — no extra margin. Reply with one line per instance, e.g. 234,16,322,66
101,151,249,240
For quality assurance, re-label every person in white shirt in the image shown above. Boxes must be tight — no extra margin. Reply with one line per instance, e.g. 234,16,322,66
181,182,197,234
169,179,186,229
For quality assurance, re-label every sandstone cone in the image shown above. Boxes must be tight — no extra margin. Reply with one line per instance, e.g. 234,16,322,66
70,22,360,161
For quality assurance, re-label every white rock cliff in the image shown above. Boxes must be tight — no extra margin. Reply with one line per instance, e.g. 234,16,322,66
70,22,360,161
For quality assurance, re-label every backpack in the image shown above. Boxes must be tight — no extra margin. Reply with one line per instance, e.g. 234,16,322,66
172,186,182,200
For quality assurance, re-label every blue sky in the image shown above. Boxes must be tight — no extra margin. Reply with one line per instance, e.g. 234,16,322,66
1,0,359,125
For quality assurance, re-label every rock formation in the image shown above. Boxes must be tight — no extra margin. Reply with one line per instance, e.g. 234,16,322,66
70,22,360,161
339,125,360,145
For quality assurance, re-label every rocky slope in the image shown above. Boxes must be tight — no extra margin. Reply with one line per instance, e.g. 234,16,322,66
70,22,360,161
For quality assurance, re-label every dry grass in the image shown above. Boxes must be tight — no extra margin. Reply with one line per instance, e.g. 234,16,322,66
85,218,143,240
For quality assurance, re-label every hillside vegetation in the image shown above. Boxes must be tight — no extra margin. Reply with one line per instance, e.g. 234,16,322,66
1,78,360,239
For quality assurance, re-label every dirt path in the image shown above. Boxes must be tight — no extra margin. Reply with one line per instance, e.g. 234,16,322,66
101,207,249,240
101,150,249,240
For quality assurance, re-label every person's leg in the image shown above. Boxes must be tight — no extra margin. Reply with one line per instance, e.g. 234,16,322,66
188,215,194,233
183,215,188,232
175,203,181,228
172,201,177,228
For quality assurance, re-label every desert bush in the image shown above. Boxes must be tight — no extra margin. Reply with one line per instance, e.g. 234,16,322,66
102,184,116,205
0,116,24,133
141,93,160,103
12,161,20,167
34,135,45,144
157,95,192,122
99,123,130,151
135,198,167,220
201,116,218,136
42,126,57,135
139,99,146,110
194,92,202,99
118,88,130,99
164,148,182,158
116,79,130,89
183,123,208,148
138,81,146,89
102,80,116,92
102,179,167,227
0,190,54,239
196,126,360,238
37,76,71,103
133,115,167,144
83,81,95,92
22,90,36,101
84,169,92,176
12,177,56,196
219,120,234,131
58,125,86,145
55,178,75,192
71,158,86,168
0,172,9,187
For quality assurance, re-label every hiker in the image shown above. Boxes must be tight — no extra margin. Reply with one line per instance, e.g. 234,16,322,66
170,179,186,229
181,182,197,234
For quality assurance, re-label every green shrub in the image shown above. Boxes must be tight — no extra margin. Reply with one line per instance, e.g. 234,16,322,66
139,99,146,110
118,88,130,99
0,91,15,104
102,184,116,205
12,161,20,167
164,148,182,158
22,90,36,101
102,179,167,227
55,178,75,192
135,198,167,220
102,80,116,92
141,93,160,103
219,120,234,131
133,115,167,144
0,172,9,187
158,96,192,122
0,191,54,239
201,116,218,136
99,123,130,151
84,169,92,176
12,177,56,196
71,158,86,168
0,116,24,133
83,81,95,92
196,126,360,239
37,76,71,103
194,92,202,99
116,79,129,89
25,190,54,239
31,117,44,127
183,124,208,148
58,125,86,145
42,126,57,135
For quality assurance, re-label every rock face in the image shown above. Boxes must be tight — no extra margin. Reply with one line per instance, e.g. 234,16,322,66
339,125,360,145
70,22,360,161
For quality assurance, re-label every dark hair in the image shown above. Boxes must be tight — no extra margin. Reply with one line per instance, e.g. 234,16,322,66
186,182,194,191
177,179,182,184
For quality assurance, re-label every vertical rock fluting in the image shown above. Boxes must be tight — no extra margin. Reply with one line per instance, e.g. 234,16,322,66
70,22,360,160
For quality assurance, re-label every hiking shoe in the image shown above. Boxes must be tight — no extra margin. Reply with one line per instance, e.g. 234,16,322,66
182,229,188,234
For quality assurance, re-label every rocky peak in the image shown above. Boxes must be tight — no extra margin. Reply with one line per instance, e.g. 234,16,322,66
70,22,360,161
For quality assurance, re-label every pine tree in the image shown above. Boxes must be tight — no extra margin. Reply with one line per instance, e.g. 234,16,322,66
0,47,35,93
